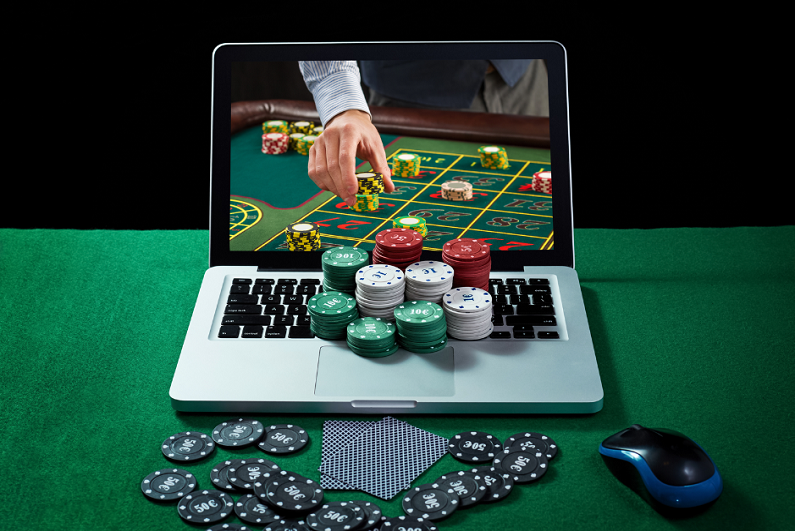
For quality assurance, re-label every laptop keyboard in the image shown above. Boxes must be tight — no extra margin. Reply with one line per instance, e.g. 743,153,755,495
216,275,565,340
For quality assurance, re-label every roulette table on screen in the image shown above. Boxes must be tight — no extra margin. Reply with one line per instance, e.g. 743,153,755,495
228,100,554,254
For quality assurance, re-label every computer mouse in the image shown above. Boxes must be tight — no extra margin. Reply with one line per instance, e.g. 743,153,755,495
599,424,722,509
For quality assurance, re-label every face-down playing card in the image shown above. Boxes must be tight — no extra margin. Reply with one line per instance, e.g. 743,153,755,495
319,416,449,500
320,420,377,490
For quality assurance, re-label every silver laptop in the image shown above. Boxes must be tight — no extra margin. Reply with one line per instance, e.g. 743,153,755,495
170,41,604,414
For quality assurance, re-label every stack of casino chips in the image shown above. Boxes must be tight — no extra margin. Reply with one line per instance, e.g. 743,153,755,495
288,133,306,151
290,121,315,135
531,170,552,194
442,238,492,291
285,222,321,251
262,120,289,135
262,132,290,154
442,287,494,340
354,264,406,320
393,216,428,238
404,261,455,304
351,172,385,212
295,135,317,156
441,181,473,201
479,145,510,169
321,246,369,295
372,228,424,270
307,291,359,339
393,300,449,353
346,317,399,358
392,153,421,177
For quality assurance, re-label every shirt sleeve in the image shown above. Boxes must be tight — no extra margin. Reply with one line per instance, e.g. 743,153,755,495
299,61,371,127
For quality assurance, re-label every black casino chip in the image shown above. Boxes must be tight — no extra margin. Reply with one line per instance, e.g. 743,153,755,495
380,516,438,531
258,424,310,455
349,500,383,530
492,448,549,484
235,493,282,526
433,470,486,508
401,482,459,521
177,489,234,525
469,466,514,504
161,431,216,462
254,470,324,513
265,520,313,531
140,468,196,502
208,524,250,531
447,431,502,463
307,501,364,531
503,431,558,460
227,458,281,490
212,418,266,448
210,460,238,492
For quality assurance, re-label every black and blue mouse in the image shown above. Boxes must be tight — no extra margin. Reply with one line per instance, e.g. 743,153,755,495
599,424,723,509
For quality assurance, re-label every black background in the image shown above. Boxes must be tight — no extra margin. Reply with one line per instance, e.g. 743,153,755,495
2,21,788,230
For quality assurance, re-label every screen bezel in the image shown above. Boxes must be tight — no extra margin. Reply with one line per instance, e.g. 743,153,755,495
210,41,574,270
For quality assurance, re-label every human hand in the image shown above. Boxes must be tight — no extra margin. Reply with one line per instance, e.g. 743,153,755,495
307,109,394,206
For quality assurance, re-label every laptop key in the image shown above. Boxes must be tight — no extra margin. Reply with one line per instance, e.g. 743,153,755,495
496,285,516,295
534,294,553,305
287,305,307,315
227,294,258,305
296,315,311,326
515,304,555,315
506,278,526,284
233,278,252,284
222,315,271,326
274,315,294,326
514,330,536,339
275,284,294,295
265,326,287,338
521,285,552,295
241,326,264,338
264,304,285,315
489,331,511,339
225,304,263,314
288,326,314,339
505,316,557,326
230,284,251,294
277,279,298,285
538,331,560,339
252,284,273,295
528,278,550,285
511,294,531,304
491,314,504,326
494,304,514,315
255,279,275,285
300,279,320,284
262,294,281,304
296,285,316,295
284,294,303,305
218,325,240,338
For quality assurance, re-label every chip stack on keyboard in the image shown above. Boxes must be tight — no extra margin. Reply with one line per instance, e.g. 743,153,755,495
392,153,421,177
372,228,424,270
393,300,448,353
354,264,406,320
346,316,399,358
442,238,492,291
404,261,454,303
284,222,320,251
321,246,369,294
307,291,359,339
442,287,494,340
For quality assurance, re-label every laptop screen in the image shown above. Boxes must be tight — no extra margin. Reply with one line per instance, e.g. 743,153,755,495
211,42,574,270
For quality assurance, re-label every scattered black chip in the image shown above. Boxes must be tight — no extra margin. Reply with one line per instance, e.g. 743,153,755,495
349,500,383,530
433,470,486,508
255,470,324,513
207,524,250,531
503,431,558,460
307,501,364,531
212,418,266,448
401,482,459,521
177,489,234,525
140,468,196,502
469,466,514,504
161,431,216,462
228,458,281,491
492,448,549,484
235,493,282,526
210,460,238,492
264,519,313,531
447,431,502,463
379,515,438,531
258,424,310,455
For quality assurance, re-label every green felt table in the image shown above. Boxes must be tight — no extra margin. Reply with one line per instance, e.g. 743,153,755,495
231,127,554,252
2,227,794,530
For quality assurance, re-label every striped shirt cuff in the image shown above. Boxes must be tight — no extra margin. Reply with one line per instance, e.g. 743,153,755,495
299,61,371,127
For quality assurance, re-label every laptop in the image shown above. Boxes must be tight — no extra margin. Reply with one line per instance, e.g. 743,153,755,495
169,41,604,414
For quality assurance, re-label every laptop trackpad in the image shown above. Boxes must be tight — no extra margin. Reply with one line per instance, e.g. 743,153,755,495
315,346,455,397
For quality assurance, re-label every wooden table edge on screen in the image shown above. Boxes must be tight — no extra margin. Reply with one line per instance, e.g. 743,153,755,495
230,99,551,148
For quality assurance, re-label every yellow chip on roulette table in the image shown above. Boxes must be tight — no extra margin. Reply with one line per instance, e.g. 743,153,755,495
290,120,314,134
478,145,509,169
392,153,421,177
262,120,289,134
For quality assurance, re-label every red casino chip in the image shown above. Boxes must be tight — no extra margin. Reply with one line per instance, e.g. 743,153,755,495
376,228,424,252
443,239,491,260
261,133,289,154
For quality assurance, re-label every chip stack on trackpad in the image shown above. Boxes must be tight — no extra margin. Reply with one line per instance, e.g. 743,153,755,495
319,416,448,500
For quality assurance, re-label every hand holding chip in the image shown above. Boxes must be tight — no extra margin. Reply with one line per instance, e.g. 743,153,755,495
307,109,394,206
